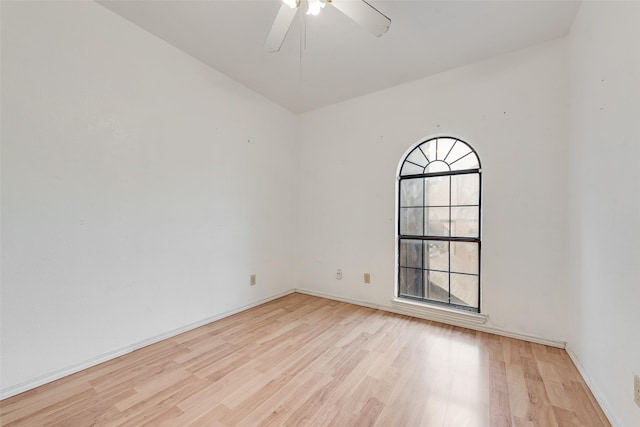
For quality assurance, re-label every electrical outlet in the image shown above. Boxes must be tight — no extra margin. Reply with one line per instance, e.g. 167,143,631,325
336,269,342,280
250,274,256,286
364,273,371,284
634,375,640,407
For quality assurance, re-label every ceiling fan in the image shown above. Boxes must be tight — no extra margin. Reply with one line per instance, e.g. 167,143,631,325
265,0,391,53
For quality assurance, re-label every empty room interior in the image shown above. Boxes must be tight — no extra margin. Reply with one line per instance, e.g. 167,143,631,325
1,0,639,426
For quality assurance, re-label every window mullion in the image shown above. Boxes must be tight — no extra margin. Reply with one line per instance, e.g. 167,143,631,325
448,175,452,305
421,177,425,299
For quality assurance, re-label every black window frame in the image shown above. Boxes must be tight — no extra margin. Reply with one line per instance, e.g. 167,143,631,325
397,136,482,313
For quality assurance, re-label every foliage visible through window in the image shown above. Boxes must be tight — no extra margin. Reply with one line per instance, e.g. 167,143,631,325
397,136,481,312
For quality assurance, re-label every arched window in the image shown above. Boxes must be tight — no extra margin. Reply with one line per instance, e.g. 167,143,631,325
397,136,481,312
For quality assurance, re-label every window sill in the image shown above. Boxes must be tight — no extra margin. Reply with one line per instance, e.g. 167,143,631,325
390,297,487,325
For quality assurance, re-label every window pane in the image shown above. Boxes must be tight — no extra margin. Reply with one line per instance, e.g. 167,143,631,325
406,148,428,168
425,161,450,173
400,207,423,235
450,274,479,309
399,268,423,298
422,140,437,162
450,152,479,171
400,162,424,176
424,176,449,206
425,207,449,237
450,206,479,238
444,141,471,164
425,270,449,303
399,239,422,269
451,174,479,206
400,179,423,207
436,138,456,161
451,242,479,275
425,240,448,272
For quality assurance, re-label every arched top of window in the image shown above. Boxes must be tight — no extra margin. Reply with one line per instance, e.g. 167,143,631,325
400,137,481,176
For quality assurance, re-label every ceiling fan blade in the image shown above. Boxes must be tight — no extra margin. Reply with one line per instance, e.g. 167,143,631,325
265,3,299,53
330,0,390,37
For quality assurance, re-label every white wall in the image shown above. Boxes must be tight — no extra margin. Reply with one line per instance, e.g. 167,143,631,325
3,2,638,424
297,39,570,342
567,2,640,426
0,1,297,395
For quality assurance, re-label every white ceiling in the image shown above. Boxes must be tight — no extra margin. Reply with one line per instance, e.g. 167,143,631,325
97,0,580,113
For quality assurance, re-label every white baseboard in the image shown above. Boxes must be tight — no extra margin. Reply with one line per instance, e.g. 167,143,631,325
0,289,295,400
295,288,566,348
565,345,619,427
0,287,575,401
2,287,619,426
296,288,382,310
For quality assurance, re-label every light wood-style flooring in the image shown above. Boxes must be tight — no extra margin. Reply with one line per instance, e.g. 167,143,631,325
0,293,610,426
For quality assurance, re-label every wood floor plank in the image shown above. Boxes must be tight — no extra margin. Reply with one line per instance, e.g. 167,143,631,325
505,362,531,420
237,370,332,426
0,293,611,426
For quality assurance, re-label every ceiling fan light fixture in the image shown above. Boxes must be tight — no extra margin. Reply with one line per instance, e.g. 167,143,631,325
282,0,299,9
306,0,326,16
266,0,390,53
